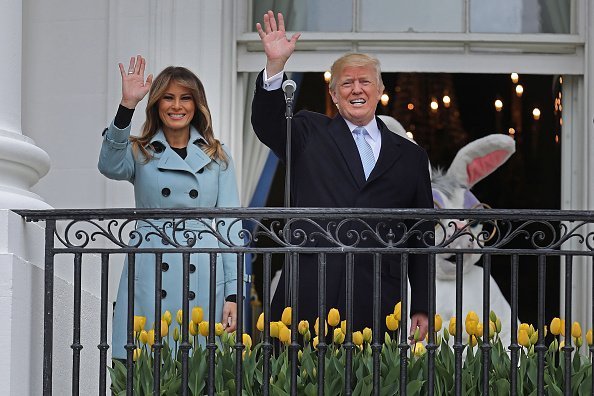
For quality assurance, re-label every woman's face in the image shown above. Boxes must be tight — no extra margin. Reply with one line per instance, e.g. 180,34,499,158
158,82,195,136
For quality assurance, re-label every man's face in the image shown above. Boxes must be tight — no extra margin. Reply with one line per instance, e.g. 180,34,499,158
330,65,382,126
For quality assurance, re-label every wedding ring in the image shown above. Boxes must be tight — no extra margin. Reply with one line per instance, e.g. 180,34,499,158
128,71,134,74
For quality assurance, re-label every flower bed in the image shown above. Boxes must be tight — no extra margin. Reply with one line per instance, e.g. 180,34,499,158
109,306,593,395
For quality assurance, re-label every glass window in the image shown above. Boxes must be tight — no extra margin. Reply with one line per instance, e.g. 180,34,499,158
250,0,572,34
252,0,352,32
359,0,464,33
470,0,571,33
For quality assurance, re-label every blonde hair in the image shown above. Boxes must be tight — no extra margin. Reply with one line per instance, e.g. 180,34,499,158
130,66,228,166
329,53,384,92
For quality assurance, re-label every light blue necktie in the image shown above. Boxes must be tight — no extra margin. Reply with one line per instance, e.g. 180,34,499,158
353,127,376,180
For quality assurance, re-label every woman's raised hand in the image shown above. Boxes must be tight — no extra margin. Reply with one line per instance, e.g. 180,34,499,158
256,11,301,77
118,55,153,109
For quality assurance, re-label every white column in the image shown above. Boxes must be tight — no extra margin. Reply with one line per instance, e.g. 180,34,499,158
0,0,50,209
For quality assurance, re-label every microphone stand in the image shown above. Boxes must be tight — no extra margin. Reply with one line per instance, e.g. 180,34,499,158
283,83,300,396
283,87,294,309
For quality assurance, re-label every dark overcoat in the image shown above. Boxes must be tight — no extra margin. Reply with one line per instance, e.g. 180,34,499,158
251,71,433,333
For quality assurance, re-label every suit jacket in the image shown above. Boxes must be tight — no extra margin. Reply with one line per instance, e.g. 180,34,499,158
251,71,433,332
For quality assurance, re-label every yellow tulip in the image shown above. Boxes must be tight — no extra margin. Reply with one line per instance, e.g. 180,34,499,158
476,322,483,337
434,314,442,333
199,321,209,337
495,318,502,334
518,329,530,348
394,302,402,321
256,313,264,332
559,340,565,351
160,319,169,337
281,307,292,326
173,327,180,342
133,347,142,362
270,322,280,338
551,318,561,336
176,309,183,325
468,335,478,347
586,329,592,346
465,311,478,336
189,321,199,336
191,307,204,325
386,314,399,331
298,320,309,335
353,331,363,346
560,319,566,336
572,322,582,338
328,308,340,327
519,323,530,333
313,336,319,350
333,328,345,344
466,311,479,323
465,320,477,337
134,316,147,332
413,342,426,357
243,333,252,350
449,317,456,337
363,327,372,343
314,318,328,336
341,320,347,335
279,327,291,344
215,322,224,336
139,330,148,345
147,329,155,347
163,310,172,326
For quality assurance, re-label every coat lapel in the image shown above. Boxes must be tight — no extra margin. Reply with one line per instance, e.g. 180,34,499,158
328,115,366,188
366,117,403,184
150,128,211,174
185,128,212,173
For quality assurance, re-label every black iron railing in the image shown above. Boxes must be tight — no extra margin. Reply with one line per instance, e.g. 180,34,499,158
16,208,594,396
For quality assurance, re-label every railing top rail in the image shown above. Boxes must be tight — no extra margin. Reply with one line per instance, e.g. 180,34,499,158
14,207,594,222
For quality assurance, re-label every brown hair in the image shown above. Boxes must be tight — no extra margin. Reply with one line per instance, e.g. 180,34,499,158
130,66,228,165
329,53,384,93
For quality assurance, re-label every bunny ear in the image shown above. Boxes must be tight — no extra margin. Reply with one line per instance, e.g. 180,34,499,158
446,134,516,188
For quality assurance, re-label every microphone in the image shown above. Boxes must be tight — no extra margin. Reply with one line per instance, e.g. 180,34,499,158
282,80,296,100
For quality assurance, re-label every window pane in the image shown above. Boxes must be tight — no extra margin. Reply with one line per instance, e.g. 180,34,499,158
470,0,571,33
359,0,464,32
251,0,352,32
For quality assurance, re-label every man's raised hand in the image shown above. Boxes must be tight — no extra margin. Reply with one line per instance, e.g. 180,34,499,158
256,11,301,76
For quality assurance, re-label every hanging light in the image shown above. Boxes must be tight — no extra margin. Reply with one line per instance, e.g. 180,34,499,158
495,99,503,112
532,108,541,120
559,76,563,84
508,128,515,135
380,93,389,106
430,99,439,111
511,73,519,84
406,131,414,140
407,103,415,110
515,85,524,97
323,71,331,83
443,95,451,108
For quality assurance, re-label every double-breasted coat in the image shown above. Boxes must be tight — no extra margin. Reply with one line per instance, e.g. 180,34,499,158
99,121,242,359
251,71,433,333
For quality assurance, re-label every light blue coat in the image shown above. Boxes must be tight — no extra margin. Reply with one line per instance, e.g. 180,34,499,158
98,121,242,359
